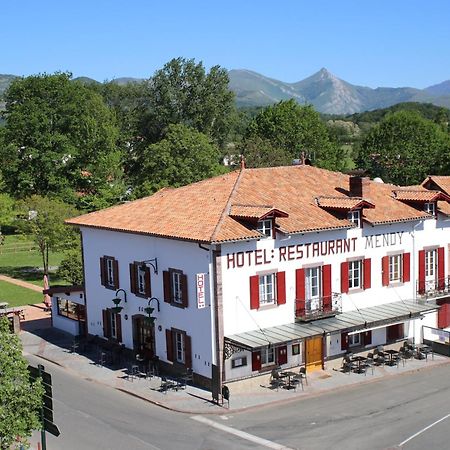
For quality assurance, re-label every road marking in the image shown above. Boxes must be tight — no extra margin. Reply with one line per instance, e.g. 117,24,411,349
191,415,294,450
398,413,450,447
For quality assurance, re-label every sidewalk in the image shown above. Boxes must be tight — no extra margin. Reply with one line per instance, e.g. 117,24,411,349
0,274,43,292
21,319,450,414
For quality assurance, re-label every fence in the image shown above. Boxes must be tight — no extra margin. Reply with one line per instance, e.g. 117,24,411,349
0,241,37,254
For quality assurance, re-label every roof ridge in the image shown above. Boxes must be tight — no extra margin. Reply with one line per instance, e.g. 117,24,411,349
210,167,247,243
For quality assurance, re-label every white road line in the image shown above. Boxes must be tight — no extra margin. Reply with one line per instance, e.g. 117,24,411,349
191,415,295,450
398,413,450,447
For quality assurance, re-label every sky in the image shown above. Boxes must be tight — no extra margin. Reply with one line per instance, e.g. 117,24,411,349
1,0,449,89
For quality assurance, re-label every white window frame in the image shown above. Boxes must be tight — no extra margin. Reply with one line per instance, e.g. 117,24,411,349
389,254,402,282
257,219,273,237
110,312,118,340
347,210,361,227
175,331,185,364
348,333,360,347
425,249,437,279
305,267,321,300
259,273,276,305
261,347,275,366
424,202,436,216
106,258,115,286
171,271,183,304
348,259,363,289
137,265,146,295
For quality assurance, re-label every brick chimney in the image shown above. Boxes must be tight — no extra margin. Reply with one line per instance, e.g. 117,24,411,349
349,176,370,198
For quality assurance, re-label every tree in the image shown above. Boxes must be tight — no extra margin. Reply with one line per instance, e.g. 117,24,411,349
57,248,83,285
243,136,292,168
133,124,226,197
139,58,235,147
243,100,345,170
0,73,122,202
357,111,450,185
0,193,15,234
0,316,44,449
16,196,78,275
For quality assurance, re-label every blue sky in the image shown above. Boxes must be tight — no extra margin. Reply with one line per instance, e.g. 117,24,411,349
1,0,449,88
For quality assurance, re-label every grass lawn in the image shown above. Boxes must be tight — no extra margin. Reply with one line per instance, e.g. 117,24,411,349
0,280,44,307
0,234,67,286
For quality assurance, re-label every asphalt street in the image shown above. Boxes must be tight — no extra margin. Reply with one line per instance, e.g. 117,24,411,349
28,354,450,450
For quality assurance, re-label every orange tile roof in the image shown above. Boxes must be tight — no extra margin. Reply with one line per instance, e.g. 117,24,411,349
316,196,375,210
229,204,289,219
392,190,445,202
67,165,435,243
422,176,450,196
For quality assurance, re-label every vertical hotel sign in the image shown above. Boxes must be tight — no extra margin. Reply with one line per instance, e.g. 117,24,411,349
196,273,206,309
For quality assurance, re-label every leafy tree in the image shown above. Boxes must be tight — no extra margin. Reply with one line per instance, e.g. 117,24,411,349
57,248,83,285
244,100,346,170
133,124,226,197
0,316,44,449
243,136,292,168
357,110,450,185
139,57,235,147
15,196,78,275
0,73,122,201
0,193,15,234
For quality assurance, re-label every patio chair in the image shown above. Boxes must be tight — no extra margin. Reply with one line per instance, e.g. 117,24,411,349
160,376,177,394
291,373,304,391
364,353,375,375
373,351,385,366
341,358,356,374
298,367,308,385
270,369,286,391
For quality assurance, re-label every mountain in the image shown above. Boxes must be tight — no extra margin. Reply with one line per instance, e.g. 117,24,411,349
229,68,450,114
0,74,18,99
425,80,450,96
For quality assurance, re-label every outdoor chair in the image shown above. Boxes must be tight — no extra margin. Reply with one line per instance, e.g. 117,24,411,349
364,353,375,375
341,357,356,374
373,350,385,366
298,367,308,385
270,369,286,391
160,376,177,394
291,373,304,391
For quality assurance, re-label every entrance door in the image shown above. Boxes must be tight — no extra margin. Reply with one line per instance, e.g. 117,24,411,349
306,336,323,372
132,315,155,359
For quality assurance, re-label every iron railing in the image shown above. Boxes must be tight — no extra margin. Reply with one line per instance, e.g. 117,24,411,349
416,277,450,301
295,293,342,322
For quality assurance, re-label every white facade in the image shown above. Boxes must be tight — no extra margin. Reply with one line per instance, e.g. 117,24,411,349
51,288,85,336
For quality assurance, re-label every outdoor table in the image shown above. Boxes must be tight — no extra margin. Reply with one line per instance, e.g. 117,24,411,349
351,356,367,373
416,344,433,361
384,349,399,366
280,371,297,389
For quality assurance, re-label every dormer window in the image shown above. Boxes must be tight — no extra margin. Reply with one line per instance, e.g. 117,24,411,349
257,219,273,237
347,210,361,227
424,202,436,216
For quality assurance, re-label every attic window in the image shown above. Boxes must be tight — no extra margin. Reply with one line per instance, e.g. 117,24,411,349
347,210,361,227
257,219,273,237
424,202,436,216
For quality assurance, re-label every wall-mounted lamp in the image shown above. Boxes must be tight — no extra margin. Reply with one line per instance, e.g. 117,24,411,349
144,297,161,325
141,258,158,275
111,288,127,313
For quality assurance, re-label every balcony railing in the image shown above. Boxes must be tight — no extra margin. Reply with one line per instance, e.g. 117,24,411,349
417,277,450,301
295,293,342,322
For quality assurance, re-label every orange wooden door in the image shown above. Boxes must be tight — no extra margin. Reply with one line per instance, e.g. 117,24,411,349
306,336,323,372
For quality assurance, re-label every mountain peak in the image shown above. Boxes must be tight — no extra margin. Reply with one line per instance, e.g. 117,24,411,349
315,67,336,80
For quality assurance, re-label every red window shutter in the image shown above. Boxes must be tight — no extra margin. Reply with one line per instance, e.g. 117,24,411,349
295,268,305,313
382,256,389,287
129,263,137,294
277,345,287,365
116,314,122,343
363,258,371,289
163,271,171,303
166,329,174,362
181,273,189,308
341,262,349,293
438,247,445,290
102,309,111,339
100,257,106,286
145,267,152,298
250,275,260,310
276,272,286,305
341,332,349,351
322,264,332,312
362,330,372,346
251,350,261,371
113,259,120,289
438,303,450,328
402,253,410,283
184,334,192,369
418,250,425,294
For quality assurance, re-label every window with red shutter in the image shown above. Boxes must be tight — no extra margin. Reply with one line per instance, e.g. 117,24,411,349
438,247,445,290
363,258,371,289
402,253,410,283
341,262,349,293
276,272,286,305
295,268,305,317
249,275,260,310
418,250,425,294
322,265,332,312
382,256,389,286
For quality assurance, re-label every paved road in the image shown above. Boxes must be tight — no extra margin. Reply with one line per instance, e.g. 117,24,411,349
28,354,450,450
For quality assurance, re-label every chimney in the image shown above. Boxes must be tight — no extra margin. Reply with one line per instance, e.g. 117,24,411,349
349,176,370,198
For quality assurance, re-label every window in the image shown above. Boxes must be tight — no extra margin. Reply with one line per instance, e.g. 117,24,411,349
305,267,321,299
231,356,247,368
257,219,272,237
348,260,362,289
100,256,119,289
259,273,276,305
57,297,79,321
261,347,275,366
425,249,437,278
137,265,146,295
348,333,360,347
110,313,118,340
175,331,185,363
347,210,361,227
130,262,151,297
389,254,402,282
172,271,183,304
163,269,188,307
106,259,114,286
424,202,436,216
292,343,300,355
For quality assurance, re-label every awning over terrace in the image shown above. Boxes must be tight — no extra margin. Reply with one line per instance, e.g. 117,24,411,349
225,300,438,352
